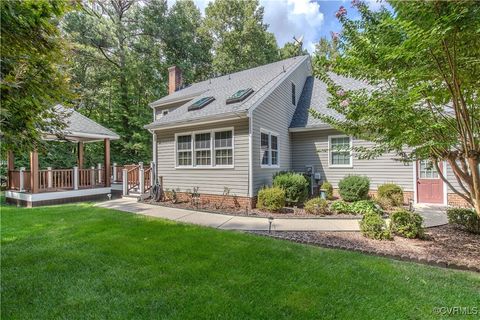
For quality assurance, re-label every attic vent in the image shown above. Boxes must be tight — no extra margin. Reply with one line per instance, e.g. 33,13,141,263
188,96,215,111
226,88,254,104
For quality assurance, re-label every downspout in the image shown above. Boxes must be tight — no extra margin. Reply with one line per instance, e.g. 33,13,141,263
248,109,253,200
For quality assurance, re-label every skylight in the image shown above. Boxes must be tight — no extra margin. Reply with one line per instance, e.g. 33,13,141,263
226,88,254,104
188,96,215,111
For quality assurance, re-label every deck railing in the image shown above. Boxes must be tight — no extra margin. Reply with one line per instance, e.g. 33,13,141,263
39,169,74,191
127,165,140,192
8,170,31,191
144,167,152,192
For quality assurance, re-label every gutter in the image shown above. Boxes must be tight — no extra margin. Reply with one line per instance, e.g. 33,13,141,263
144,111,248,131
288,124,333,132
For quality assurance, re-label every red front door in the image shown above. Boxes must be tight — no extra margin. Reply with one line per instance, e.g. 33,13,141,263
417,160,444,204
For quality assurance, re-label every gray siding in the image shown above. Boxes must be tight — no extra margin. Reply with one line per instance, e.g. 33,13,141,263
251,58,311,194
155,118,249,197
291,129,415,191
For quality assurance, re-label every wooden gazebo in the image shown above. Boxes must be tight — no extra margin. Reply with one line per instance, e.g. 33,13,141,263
6,105,122,206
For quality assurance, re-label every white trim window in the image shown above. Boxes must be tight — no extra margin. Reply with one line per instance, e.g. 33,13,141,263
329,135,353,168
175,128,234,168
177,135,192,166
261,130,279,168
215,131,233,166
194,132,211,166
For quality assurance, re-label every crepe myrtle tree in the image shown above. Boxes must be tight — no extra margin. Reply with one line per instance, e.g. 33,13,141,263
311,1,480,214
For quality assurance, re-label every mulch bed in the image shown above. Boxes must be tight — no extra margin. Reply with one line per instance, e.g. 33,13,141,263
251,225,480,272
143,199,362,219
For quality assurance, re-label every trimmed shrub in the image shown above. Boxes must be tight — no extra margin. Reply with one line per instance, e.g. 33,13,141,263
360,212,392,240
378,183,404,207
304,198,329,215
351,200,382,215
390,210,424,239
447,208,480,234
273,172,309,205
330,200,353,214
320,181,334,200
375,196,393,210
338,175,370,202
257,187,286,212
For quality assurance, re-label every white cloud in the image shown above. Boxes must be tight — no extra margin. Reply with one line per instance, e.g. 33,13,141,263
167,0,325,53
261,0,324,53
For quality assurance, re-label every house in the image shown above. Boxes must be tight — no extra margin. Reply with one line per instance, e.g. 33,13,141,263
145,56,467,208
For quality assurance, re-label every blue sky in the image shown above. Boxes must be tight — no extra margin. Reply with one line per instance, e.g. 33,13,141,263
168,0,389,53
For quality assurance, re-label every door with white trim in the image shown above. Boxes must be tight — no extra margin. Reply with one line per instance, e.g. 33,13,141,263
417,160,443,204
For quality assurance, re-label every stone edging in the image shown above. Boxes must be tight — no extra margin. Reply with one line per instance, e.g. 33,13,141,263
250,232,480,273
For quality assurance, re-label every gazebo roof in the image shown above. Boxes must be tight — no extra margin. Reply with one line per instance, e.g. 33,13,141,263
43,105,120,142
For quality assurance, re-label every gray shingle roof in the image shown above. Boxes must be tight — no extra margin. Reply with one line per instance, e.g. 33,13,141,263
289,73,371,129
55,105,119,140
145,55,309,129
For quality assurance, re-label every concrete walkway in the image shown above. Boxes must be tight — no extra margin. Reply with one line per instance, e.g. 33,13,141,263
96,198,448,231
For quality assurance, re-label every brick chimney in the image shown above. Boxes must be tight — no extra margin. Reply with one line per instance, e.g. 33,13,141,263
168,66,182,94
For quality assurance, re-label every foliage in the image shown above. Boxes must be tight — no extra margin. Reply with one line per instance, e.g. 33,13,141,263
377,183,404,207
360,212,392,240
278,41,308,60
351,200,381,215
257,187,285,212
313,36,339,72
272,172,309,205
0,0,74,153
330,200,354,214
304,198,329,215
447,208,480,234
338,175,370,202
3,204,479,319
312,0,480,214
390,210,424,239
320,181,333,200
203,0,279,75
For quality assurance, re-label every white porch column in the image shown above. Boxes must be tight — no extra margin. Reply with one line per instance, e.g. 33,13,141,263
112,162,117,182
150,161,155,186
19,167,25,192
122,168,128,196
139,168,145,194
47,167,53,189
97,163,102,184
90,166,95,186
73,166,79,190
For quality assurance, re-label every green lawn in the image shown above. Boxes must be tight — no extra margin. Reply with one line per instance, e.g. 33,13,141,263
1,203,479,319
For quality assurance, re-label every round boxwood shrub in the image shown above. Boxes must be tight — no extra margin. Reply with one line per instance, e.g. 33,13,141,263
304,198,329,215
360,212,392,240
377,183,404,207
320,181,333,200
257,187,286,212
447,208,480,234
390,210,424,239
272,172,309,205
338,175,370,202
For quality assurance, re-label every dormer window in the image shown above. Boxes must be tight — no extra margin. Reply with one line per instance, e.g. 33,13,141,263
188,96,214,111
226,88,254,104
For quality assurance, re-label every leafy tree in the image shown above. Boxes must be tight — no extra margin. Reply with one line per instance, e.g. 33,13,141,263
63,0,168,164
312,1,480,214
163,0,213,84
314,35,339,71
279,41,308,60
203,0,278,75
1,0,73,153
